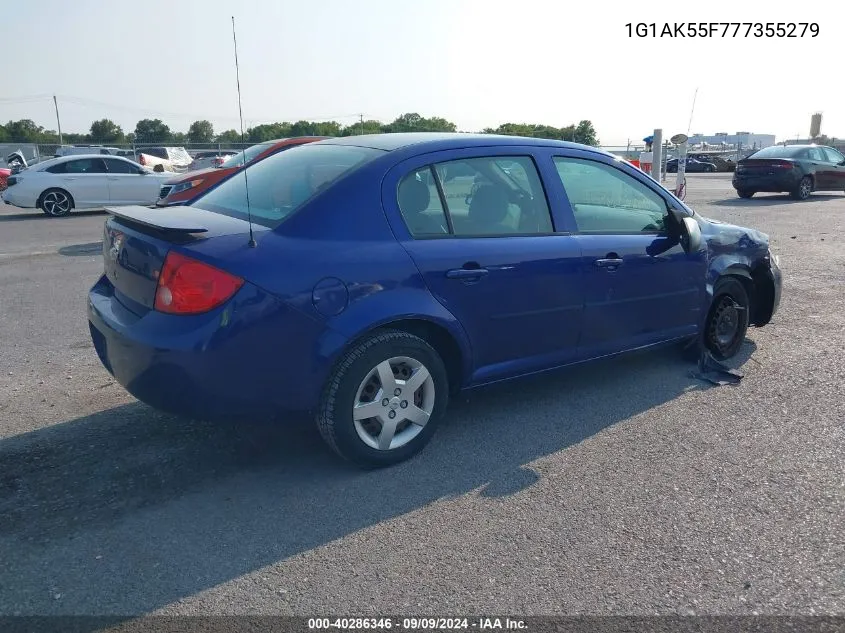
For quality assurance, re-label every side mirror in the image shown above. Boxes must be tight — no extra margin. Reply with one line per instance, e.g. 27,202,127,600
681,216,702,253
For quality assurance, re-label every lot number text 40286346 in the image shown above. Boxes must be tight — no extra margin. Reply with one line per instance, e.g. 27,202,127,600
625,22,819,38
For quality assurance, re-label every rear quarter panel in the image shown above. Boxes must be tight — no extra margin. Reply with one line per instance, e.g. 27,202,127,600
189,157,473,384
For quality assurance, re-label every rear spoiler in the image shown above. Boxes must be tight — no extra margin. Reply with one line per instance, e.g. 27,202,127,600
105,206,208,234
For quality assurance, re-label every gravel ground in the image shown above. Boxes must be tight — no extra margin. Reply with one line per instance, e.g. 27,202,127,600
0,175,842,618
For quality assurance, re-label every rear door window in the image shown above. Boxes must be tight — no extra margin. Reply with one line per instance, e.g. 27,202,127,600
104,158,141,174
64,158,108,174
397,168,450,236
397,156,553,237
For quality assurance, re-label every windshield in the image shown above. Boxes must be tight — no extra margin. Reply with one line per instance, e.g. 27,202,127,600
748,146,802,159
191,144,383,228
220,143,276,169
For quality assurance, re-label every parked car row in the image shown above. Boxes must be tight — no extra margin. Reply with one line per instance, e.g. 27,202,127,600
86,133,782,467
156,137,326,206
665,155,736,173
1,155,175,216
667,157,717,173
51,145,241,173
0,138,329,214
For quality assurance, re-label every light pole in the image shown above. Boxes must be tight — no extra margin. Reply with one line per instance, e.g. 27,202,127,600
53,95,63,146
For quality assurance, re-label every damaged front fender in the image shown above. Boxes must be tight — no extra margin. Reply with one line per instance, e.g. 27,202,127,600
699,216,782,327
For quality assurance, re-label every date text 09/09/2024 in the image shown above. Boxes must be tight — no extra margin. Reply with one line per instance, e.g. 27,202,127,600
625,22,819,38
308,618,527,630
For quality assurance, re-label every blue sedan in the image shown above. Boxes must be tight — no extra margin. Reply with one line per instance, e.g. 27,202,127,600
88,133,782,467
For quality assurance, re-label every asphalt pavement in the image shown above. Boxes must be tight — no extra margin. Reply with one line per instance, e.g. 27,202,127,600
0,175,843,618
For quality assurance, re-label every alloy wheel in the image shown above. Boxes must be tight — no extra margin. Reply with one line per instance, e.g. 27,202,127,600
799,178,812,199
42,191,71,216
352,356,435,451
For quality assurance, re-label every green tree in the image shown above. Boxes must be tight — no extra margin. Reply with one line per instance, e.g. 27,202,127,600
288,120,342,137
89,119,124,144
573,120,599,146
0,123,7,142
483,120,598,145
216,129,242,144
246,122,292,142
340,119,385,136
134,118,171,143
188,120,215,143
171,131,187,144
3,119,44,142
385,112,457,133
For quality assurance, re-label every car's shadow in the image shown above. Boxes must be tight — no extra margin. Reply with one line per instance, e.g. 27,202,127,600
0,340,757,621
710,193,843,207
58,242,104,257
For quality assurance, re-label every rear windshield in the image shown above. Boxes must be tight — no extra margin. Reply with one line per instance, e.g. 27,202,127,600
191,143,383,228
220,143,276,168
747,146,802,159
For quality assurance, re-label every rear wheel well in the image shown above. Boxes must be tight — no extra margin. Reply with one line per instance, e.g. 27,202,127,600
373,319,464,395
37,187,74,209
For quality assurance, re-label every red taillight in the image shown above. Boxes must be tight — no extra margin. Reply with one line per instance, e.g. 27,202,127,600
139,154,146,165
154,251,244,315
772,160,793,168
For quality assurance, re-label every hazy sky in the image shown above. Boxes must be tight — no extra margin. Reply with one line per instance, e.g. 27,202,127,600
3,0,840,145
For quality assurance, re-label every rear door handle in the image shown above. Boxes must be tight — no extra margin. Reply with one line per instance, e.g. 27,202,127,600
107,177,119,181
595,258,624,268
446,267,489,280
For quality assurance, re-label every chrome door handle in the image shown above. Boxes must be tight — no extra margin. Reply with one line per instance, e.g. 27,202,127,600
446,268,489,280
595,258,624,268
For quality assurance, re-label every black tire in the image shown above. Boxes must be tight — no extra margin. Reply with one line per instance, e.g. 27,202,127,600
39,188,74,217
704,277,750,360
317,330,449,468
790,176,813,200
706,165,715,173
737,189,755,199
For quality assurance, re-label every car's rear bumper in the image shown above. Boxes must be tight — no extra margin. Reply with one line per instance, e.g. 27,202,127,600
87,274,338,418
733,172,801,192
1,188,35,208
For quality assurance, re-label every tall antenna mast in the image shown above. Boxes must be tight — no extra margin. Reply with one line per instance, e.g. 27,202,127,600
232,16,256,248
686,87,699,136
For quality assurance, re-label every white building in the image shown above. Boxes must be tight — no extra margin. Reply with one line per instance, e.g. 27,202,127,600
688,132,776,151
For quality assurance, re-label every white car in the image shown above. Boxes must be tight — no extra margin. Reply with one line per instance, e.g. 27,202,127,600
189,149,238,170
54,145,121,158
1,154,176,216
136,146,193,172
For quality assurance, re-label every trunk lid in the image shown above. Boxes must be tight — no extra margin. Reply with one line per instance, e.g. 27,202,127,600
735,158,795,176
102,205,265,315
